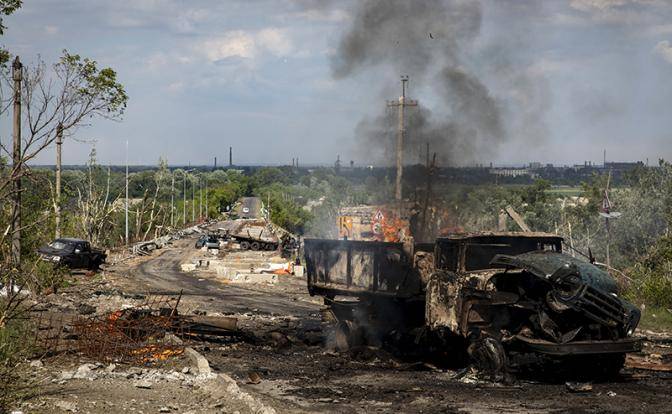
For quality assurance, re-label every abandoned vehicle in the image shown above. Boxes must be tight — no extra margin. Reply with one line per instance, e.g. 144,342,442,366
304,232,641,377
38,238,107,270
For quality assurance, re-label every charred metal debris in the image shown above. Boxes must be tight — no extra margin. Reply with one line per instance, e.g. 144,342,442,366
305,232,642,378
30,293,238,364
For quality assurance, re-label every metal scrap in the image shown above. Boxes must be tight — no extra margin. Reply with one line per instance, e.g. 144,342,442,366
30,293,238,364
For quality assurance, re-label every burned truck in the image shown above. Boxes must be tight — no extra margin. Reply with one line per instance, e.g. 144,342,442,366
304,232,641,376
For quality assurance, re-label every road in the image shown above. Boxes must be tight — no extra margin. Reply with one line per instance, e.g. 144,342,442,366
119,234,672,414
237,197,262,219
124,238,317,317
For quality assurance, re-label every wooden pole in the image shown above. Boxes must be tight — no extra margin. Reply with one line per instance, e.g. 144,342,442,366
170,172,175,227
125,140,129,245
9,56,22,295
55,123,63,239
183,171,187,225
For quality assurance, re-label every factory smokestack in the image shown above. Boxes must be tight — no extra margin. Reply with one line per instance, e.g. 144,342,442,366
229,146,233,167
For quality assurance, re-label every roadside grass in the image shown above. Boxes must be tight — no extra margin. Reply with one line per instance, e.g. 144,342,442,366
638,306,672,333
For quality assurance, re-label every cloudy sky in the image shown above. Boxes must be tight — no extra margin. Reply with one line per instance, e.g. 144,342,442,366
3,0,672,166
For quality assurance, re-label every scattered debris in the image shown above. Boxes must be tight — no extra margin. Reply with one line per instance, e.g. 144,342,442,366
247,371,262,384
566,382,593,393
30,292,238,365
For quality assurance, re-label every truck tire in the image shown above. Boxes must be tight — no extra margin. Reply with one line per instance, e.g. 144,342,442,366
240,241,250,250
251,241,261,251
468,337,508,377
333,320,363,353
90,258,102,271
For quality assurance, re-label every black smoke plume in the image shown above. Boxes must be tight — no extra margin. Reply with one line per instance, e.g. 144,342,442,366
330,0,543,166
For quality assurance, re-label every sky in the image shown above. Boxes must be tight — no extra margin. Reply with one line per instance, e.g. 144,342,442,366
2,0,672,167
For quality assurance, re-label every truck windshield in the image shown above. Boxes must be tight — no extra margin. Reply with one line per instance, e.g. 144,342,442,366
465,239,559,271
49,241,69,250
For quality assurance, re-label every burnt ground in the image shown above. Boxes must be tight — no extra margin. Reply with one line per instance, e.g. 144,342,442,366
21,230,672,413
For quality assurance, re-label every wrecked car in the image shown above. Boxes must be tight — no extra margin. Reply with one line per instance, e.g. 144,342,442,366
304,232,641,377
38,238,106,270
195,235,221,249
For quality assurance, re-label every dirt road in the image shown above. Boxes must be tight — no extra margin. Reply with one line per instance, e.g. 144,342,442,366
114,234,672,414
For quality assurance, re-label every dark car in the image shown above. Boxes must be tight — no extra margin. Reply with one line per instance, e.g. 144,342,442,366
38,238,106,270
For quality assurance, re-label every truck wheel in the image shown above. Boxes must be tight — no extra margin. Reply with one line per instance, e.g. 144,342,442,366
240,241,250,250
468,337,508,377
251,242,261,251
90,259,102,271
333,320,364,352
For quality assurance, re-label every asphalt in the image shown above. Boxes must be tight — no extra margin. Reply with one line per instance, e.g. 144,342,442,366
126,238,317,317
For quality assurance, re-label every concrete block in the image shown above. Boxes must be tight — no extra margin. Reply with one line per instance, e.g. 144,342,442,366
181,263,196,272
229,273,278,284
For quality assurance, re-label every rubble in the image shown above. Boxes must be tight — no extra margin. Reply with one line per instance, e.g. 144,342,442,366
30,293,238,365
565,382,593,393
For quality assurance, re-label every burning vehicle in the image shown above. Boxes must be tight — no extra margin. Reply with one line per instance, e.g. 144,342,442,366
304,232,641,377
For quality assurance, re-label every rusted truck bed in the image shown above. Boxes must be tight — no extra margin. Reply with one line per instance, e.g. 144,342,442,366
304,239,424,299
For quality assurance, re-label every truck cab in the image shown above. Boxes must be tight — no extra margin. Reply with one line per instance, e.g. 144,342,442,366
427,232,641,376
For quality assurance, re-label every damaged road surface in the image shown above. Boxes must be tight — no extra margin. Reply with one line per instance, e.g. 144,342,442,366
23,227,672,413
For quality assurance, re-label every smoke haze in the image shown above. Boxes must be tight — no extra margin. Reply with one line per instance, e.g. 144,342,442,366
331,0,546,166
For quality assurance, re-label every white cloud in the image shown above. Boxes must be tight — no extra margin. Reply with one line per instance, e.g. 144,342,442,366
200,28,294,62
528,58,578,77
570,0,628,12
257,28,293,57
166,81,185,92
646,24,672,36
567,0,670,25
145,52,169,70
202,31,257,61
293,8,350,23
44,25,59,35
570,0,665,11
653,40,672,63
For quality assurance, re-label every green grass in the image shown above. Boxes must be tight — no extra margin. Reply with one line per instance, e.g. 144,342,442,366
638,307,672,332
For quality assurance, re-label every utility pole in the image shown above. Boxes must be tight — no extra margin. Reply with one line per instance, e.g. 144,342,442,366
54,123,63,239
170,171,175,227
192,173,195,222
387,76,418,202
198,175,202,220
9,56,22,294
183,171,187,225
125,140,129,245
205,177,208,219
